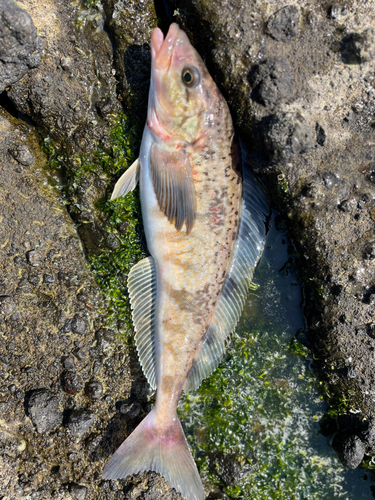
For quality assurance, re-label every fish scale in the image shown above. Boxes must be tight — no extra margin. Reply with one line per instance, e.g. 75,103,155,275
103,23,268,500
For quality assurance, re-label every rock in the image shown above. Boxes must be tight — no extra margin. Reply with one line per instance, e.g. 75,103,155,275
68,483,88,500
0,295,16,315
26,249,42,267
26,389,62,433
61,370,83,395
0,0,43,92
262,112,313,162
249,57,294,107
208,451,255,485
66,409,95,437
332,433,365,469
84,380,103,401
70,314,86,335
118,399,141,420
266,5,300,42
315,122,327,146
341,29,375,64
8,144,35,166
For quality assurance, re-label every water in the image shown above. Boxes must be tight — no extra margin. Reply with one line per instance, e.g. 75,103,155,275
179,213,375,499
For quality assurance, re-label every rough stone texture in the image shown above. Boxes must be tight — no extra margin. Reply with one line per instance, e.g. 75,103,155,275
0,110,152,498
332,432,366,469
1,0,375,497
26,389,63,433
7,0,121,155
169,0,375,468
0,0,44,92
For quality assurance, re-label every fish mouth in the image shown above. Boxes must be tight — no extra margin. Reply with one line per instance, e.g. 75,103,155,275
151,23,180,71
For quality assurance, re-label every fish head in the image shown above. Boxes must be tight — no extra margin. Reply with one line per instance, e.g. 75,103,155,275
149,24,212,144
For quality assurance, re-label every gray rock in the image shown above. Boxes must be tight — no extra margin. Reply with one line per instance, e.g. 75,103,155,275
0,295,16,315
68,483,88,500
8,144,34,166
266,5,300,42
27,389,62,433
70,314,86,335
263,112,313,162
61,370,83,395
84,380,103,401
332,433,365,469
66,409,95,437
0,0,43,92
249,57,294,107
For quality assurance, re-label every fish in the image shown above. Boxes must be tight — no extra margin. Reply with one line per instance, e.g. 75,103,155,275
103,23,268,500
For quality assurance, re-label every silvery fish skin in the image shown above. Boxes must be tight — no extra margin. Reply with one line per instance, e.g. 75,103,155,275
103,23,268,500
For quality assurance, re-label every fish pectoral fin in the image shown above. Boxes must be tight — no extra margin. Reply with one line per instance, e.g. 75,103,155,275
150,143,196,234
110,158,140,200
128,256,157,390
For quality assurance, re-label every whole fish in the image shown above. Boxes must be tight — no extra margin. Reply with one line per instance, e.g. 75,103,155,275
103,23,268,500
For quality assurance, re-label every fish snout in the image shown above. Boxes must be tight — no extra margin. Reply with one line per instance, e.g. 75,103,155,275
152,23,181,71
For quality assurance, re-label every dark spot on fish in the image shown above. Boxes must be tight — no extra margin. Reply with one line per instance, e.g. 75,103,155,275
232,231,236,240
222,270,226,278
223,276,240,298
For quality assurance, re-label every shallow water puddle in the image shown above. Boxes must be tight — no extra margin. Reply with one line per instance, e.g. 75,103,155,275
179,213,375,499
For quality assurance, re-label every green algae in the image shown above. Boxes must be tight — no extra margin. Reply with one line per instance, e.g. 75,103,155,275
178,217,375,499
43,113,145,331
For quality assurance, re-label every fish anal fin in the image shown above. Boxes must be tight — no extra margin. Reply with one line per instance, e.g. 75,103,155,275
184,168,269,392
150,143,197,234
111,159,140,200
128,256,157,389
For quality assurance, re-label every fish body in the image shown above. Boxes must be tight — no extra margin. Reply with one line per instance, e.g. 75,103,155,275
104,24,268,500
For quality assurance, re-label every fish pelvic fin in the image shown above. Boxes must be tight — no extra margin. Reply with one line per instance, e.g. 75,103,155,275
111,158,140,200
103,407,204,500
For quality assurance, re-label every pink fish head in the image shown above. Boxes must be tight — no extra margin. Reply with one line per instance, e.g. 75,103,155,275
148,24,212,143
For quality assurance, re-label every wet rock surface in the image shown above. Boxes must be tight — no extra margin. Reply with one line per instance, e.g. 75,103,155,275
169,0,375,474
1,0,375,497
0,0,44,92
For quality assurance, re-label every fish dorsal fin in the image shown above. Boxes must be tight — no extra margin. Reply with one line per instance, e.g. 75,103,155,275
128,256,157,389
150,143,196,234
184,168,269,392
111,159,140,200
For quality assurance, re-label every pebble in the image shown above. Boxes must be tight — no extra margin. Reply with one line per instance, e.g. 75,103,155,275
62,356,75,370
322,172,338,189
26,250,42,267
266,5,300,42
71,314,87,335
8,144,35,166
66,409,95,436
84,380,103,400
249,56,294,107
27,389,63,433
61,370,83,395
118,399,141,420
0,296,16,316
68,483,88,500
316,122,327,146
332,432,365,469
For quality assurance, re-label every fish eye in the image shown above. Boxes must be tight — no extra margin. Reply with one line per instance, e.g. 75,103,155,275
181,66,200,88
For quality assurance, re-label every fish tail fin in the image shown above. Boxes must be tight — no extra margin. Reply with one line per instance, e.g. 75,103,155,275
103,407,204,500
